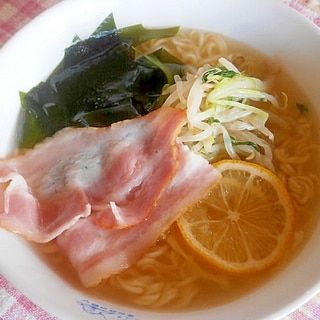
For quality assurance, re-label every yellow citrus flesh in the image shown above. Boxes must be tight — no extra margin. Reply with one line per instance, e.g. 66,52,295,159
177,159,295,274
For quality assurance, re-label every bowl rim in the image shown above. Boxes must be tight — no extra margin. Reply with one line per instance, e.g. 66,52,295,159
0,0,320,319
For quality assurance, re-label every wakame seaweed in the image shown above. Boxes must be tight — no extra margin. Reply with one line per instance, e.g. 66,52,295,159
18,14,183,148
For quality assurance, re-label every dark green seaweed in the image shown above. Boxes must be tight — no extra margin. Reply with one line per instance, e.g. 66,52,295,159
18,14,183,148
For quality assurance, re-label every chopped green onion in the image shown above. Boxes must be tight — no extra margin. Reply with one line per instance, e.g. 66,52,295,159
230,136,260,152
202,68,239,82
207,117,220,124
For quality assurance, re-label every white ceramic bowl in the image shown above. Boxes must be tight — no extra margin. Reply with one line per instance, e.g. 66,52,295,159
0,0,320,319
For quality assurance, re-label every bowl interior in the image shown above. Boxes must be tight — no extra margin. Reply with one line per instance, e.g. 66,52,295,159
0,0,319,319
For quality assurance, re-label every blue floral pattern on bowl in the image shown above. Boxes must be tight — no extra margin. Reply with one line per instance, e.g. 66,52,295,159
77,299,139,320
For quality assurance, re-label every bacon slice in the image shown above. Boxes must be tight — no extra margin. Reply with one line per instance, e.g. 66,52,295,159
56,143,221,287
0,108,185,242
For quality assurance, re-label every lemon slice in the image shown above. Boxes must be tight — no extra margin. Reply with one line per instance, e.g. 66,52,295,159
177,159,295,274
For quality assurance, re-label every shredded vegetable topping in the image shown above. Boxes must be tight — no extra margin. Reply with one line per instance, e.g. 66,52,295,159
162,57,278,170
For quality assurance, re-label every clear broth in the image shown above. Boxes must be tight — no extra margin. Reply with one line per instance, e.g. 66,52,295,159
32,28,320,311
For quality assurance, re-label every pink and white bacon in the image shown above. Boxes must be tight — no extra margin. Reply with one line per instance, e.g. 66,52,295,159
0,107,221,286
